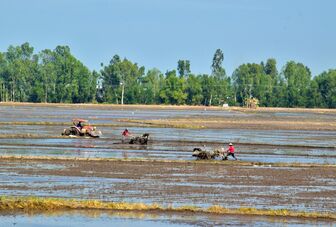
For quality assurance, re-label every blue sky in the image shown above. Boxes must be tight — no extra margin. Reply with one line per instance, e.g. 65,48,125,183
1,0,335,76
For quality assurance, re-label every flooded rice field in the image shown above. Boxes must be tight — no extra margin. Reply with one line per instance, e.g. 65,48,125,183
0,125,335,164
0,104,335,164
0,103,335,226
0,137,335,164
0,158,335,213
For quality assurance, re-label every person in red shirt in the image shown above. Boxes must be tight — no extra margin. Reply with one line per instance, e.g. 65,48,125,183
223,143,237,160
122,128,130,137
121,128,131,143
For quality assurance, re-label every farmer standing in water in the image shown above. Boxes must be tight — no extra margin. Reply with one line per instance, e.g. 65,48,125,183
121,128,131,143
223,143,237,160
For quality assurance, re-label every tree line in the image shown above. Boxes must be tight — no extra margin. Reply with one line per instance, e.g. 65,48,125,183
0,43,335,108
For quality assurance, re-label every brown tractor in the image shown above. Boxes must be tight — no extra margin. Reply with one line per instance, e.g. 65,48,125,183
62,119,102,138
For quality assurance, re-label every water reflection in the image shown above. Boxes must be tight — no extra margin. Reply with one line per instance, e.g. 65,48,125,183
0,210,333,227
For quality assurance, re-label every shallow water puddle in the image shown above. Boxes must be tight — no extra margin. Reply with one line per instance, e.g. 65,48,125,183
0,210,334,227
0,141,335,164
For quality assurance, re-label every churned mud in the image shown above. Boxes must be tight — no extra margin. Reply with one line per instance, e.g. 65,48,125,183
0,133,335,164
0,157,335,213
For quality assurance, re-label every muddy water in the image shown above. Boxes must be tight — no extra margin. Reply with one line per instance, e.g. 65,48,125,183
0,125,335,164
0,142,335,164
0,106,335,166
0,211,334,227
0,159,335,213
0,105,245,125
1,123,335,147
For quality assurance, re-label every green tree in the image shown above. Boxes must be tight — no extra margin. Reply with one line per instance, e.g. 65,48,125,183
307,80,323,108
177,60,190,77
314,69,336,108
100,55,145,104
37,49,57,102
199,74,231,106
159,70,187,104
141,68,163,104
263,59,286,106
271,74,287,107
283,61,312,107
232,61,280,107
232,64,257,105
264,58,278,77
211,49,226,78
185,74,203,105
4,42,37,102
50,45,96,103
0,52,9,101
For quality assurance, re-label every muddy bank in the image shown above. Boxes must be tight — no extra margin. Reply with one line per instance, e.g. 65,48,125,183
1,102,336,113
0,157,335,213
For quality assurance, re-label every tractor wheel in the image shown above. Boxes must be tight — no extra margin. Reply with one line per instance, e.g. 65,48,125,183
70,128,80,136
63,129,71,136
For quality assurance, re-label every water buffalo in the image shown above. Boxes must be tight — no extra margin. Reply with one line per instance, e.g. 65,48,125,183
192,147,221,160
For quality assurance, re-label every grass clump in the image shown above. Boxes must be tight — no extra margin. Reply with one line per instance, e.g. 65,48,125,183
206,205,336,219
0,196,335,220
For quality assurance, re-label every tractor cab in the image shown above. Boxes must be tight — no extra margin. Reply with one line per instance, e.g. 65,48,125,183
72,119,90,130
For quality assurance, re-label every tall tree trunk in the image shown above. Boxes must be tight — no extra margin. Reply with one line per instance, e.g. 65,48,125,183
12,81,15,102
45,84,48,103
121,83,125,105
